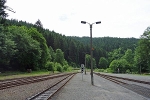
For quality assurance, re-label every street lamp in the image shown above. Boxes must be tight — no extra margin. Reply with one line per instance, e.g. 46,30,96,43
81,21,101,85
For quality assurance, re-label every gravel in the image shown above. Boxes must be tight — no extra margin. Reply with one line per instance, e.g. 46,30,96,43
0,76,67,100
51,72,149,100
99,72,150,89
100,72,150,82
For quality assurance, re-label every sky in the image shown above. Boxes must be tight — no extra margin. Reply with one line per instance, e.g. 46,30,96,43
6,0,150,38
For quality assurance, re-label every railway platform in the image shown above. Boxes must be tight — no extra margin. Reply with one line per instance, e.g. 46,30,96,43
51,72,148,100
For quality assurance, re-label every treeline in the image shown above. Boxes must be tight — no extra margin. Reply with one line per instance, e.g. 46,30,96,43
0,20,73,72
1,0,150,73
1,18,150,73
73,31,150,73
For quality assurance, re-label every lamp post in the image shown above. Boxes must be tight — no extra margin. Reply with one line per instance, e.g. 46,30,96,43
85,54,86,75
81,21,101,85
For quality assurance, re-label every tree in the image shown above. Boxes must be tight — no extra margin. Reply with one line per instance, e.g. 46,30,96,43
109,60,119,72
35,19,43,28
109,59,129,73
28,27,50,69
49,46,55,61
7,26,43,71
55,62,63,72
46,62,55,73
118,59,130,73
98,57,108,69
122,49,134,72
0,0,15,23
54,49,65,65
122,49,134,65
108,48,124,64
3,18,139,69
134,27,150,73
85,54,96,69
0,24,17,70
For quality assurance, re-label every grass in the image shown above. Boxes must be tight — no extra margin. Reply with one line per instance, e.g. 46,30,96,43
0,70,51,80
0,69,79,80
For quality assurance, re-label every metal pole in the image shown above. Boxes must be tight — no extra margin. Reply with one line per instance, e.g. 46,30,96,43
90,24,94,85
85,54,86,75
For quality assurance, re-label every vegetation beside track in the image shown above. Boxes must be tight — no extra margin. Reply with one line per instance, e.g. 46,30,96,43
94,69,150,76
0,69,78,80
1,1,150,76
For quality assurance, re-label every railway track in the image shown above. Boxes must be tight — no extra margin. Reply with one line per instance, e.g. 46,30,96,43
26,73,75,100
0,73,76,90
95,73,150,85
95,73,150,98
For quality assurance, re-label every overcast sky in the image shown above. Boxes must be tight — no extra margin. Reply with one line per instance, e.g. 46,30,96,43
6,0,150,38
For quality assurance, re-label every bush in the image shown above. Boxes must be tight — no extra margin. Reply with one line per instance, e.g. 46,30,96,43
67,66,73,72
63,65,68,71
55,63,63,72
105,68,113,73
98,69,105,72
46,62,55,72
126,69,131,74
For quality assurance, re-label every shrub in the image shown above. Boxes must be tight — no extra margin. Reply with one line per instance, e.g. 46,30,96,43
46,62,55,72
55,63,63,72
63,65,68,71
105,68,113,73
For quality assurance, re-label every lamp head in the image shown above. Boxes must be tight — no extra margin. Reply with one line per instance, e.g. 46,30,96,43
96,21,101,24
81,21,86,24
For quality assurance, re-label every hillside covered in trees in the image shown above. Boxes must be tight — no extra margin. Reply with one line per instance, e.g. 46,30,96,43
0,0,150,73
1,18,149,74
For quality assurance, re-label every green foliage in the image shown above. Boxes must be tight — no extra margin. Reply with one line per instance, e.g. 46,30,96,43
63,64,72,71
0,25,53,71
85,54,96,69
134,27,150,73
94,68,112,73
49,46,55,61
0,25,17,69
54,49,65,65
118,59,130,73
46,62,55,72
28,27,50,69
98,57,108,69
109,60,118,72
3,19,147,73
55,63,63,72
109,59,130,73
67,66,73,72
7,26,42,71
122,49,134,65
3,19,140,70
105,68,113,73
108,48,124,63
95,68,105,72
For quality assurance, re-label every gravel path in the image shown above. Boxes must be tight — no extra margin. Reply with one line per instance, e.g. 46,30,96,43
51,72,149,100
0,76,66,100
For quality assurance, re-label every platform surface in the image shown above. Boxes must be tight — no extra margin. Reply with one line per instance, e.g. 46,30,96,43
51,72,149,100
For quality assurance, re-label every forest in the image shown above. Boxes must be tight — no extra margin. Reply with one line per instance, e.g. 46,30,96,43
0,0,150,73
